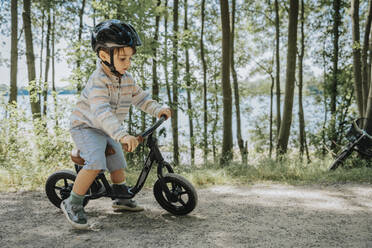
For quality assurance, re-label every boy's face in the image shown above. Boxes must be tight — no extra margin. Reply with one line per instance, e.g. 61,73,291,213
99,47,134,75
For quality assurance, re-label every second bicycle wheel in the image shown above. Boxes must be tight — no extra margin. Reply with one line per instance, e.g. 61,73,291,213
153,173,197,215
329,149,352,171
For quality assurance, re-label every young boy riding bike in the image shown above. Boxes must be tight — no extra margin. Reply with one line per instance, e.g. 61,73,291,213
61,19,171,229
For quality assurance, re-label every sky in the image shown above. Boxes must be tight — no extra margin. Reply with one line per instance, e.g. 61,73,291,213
0,33,72,88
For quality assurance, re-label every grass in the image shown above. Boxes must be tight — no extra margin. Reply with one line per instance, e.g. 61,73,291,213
2,153,372,192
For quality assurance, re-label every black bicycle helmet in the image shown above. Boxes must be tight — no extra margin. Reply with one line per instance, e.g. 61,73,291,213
91,19,142,76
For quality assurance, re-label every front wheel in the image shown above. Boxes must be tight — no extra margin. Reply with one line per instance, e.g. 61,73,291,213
153,173,197,215
329,149,352,171
45,170,89,208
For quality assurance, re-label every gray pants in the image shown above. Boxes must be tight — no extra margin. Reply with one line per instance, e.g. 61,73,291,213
70,127,127,172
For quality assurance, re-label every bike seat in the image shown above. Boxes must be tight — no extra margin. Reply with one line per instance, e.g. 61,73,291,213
70,144,116,165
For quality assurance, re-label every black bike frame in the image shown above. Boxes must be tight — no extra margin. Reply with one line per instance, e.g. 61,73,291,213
75,116,174,200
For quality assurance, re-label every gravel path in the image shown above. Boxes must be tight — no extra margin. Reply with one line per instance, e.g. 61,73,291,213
1,183,372,248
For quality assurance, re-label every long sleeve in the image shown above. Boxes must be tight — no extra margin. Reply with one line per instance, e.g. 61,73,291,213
131,83,163,118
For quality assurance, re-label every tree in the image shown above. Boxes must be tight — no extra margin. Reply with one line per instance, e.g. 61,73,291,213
23,0,41,119
219,0,233,165
274,0,281,136
277,0,299,155
298,0,310,161
171,0,180,165
185,0,195,166
351,0,364,117
200,0,208,164
230,0,247,164
152,0,161,124
76,0,86,93
8,0,18,105
43,3,51,116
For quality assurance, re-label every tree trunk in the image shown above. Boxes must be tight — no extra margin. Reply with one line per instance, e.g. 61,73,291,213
185,0,195,166
212,75,219,163
275,0,281,136
39,9,45,103
219,0,233,165
362,0,372,115
277,0,299,155
52,9,58,127
171,0,180,165
76,0,86,93
298,0,309,162
201,0,208,164
322,41,328,156
152,0,161,125
23,0,41,118
43,6,51,117
230,0,247,164
270,75,274,158
351,0,364,117
163,0,172,111
9,0,18,104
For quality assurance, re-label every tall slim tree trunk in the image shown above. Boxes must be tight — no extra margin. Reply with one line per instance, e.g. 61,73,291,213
152,0,161,125
275,0,281,136
52,9,58,127
270,75,274,157
163,0,172,110
230,0,247,164
351,0,364,117
23,0,41,118
200,0,208,164
76,0,86,93
39,9,45,103
171,0,180,165
362,0,372,115
43,6,51,117
298,0,310,162
185,0,195,166
322,41,328,156
277,0,299,155
219,0,233,165
9,0,18,104
212,75,219,163
330,0,341,149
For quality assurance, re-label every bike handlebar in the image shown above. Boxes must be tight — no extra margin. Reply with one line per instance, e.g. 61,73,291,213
353,119,372,140
122,115,167,152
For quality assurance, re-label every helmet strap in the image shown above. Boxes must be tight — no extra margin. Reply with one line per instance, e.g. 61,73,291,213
101,48,123,78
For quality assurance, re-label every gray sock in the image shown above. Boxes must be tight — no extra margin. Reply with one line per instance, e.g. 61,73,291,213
68,191,85,205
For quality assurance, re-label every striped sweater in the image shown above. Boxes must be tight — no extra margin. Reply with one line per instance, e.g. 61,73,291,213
70,63,163,142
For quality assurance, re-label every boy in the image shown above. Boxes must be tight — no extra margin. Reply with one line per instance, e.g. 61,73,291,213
61,19,171,229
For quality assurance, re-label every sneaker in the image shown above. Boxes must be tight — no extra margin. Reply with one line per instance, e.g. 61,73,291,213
112,199,144,212
111,183,134,198
61,199,89,229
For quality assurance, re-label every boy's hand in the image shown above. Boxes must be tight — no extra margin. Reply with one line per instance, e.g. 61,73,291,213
120,135,139,152
158,108,172,119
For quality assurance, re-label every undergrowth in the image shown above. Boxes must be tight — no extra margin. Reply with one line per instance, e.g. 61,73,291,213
1,102,372,192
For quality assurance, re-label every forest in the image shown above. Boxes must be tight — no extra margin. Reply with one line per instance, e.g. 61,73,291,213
1,0,372,190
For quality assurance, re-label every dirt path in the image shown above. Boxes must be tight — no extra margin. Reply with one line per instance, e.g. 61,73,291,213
1,183,372,248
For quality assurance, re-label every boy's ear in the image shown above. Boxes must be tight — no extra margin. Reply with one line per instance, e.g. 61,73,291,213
98,50,110,62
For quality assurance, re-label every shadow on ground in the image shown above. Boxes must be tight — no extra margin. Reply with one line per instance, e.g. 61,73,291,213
1,183,372,248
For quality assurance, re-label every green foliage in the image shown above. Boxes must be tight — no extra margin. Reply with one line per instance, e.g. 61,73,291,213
0,101,73,191
182,155,372,187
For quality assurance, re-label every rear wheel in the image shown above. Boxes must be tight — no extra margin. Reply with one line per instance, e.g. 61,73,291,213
329,149,352,171
153,173,197,215
45,170,89,208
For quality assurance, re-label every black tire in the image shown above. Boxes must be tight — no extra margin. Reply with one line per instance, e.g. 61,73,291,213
329,149,352,171
153,173,197,215
45,170,89,208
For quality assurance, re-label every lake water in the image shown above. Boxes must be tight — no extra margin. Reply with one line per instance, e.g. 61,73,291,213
0,93,326,163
